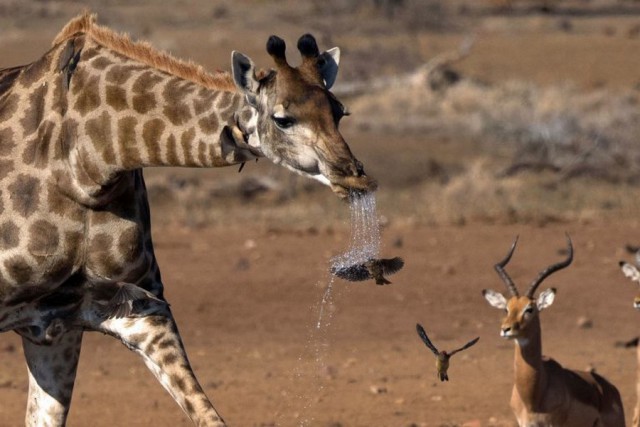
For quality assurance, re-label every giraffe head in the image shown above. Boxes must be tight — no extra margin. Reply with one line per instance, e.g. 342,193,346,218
483,235,573,339
231,34,377,198
619,245,640,310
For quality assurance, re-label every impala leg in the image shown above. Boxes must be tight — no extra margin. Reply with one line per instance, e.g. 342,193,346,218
98,311,226,427
22,330,83,427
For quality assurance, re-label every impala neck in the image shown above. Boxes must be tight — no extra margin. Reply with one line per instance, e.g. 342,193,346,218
513,316,547,412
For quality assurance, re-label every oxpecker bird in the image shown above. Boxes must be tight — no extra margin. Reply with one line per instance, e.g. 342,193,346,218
416,323,479,382
332,257,404,285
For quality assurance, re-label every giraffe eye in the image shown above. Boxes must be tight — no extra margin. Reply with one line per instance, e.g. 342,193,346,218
272,115,295,129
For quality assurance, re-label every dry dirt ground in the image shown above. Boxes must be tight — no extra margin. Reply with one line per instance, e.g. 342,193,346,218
3,1,640,426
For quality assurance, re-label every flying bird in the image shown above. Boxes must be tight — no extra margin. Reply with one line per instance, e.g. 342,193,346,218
331,257,404,285
416,323,479,382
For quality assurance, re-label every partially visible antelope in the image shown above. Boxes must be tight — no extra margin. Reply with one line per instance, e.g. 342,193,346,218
483,236,625,427
619,245,640,427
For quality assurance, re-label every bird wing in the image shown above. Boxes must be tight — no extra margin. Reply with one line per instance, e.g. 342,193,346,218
331,263,370,281
449,336,480,356
416,323,440,356
381,257,404,276
102,282,165,319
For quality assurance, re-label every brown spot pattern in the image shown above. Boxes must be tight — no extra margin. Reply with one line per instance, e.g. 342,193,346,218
180,128,196,165
86,111,116,165
117,116,140,168
193,91,215,116
56,118,78,160
0,128,15,156
162,78,191,125
132,71,162,114
198,116,218,135
74,73,100,116
106,65,133,86
118,226,143,259
20,84,47,136
197,140,207,166
20,54,50,87
106,85,128,111
0,221,19,250
47,182,82,222
165,134,179,165
91,56,113,70
8,174,40,218
163,353,178,366
0,159,13,181
0,93,19,123
4,256,33,283
27,220,60,255
142,119,165,165
22,120,56,168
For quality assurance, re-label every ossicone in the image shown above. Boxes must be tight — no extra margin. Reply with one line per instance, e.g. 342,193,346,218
297,33,319,58
266,35,288,67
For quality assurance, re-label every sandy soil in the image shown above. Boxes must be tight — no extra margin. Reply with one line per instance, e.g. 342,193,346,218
3,1,640,426
1,221,639,426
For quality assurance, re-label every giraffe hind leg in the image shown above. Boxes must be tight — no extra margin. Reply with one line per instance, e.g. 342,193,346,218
94,311,226,427
22,330,83,427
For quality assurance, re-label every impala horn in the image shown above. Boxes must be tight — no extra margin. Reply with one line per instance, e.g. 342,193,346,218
526,234,573,298
494,236,520,297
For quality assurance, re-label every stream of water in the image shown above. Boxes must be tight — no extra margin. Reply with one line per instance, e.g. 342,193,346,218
316,190,381,329
292,190,382,425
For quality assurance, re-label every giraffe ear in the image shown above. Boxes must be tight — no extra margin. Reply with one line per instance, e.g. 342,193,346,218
231,51,259,101
318,47,340,90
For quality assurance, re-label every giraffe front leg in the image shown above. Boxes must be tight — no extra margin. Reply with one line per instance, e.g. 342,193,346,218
21,330,83,427
100,312,226,427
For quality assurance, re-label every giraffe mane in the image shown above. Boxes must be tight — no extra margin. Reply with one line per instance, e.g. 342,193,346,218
52,12,238,92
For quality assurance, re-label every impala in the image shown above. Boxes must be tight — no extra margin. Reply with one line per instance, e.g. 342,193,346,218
483,236,624,426
619,246,640,427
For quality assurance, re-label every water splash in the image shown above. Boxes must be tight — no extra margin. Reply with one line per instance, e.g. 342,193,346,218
317,191,380,330
289,190,381,426
329,190,381,279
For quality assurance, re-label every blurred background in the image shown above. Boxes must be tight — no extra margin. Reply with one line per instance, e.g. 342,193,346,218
3,2,640,426
3,0,640,229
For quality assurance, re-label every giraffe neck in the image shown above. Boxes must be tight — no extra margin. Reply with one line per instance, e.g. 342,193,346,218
57,36,259,202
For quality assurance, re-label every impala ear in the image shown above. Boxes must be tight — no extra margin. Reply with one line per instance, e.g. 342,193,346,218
621,261,640,283
482,289,507,310
536,288,556,311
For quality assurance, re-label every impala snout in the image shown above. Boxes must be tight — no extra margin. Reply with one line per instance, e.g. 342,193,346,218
634,296,640,310
500,322,520,339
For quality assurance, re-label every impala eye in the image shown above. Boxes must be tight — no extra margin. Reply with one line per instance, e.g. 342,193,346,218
524,306,534,315
272,115,295,129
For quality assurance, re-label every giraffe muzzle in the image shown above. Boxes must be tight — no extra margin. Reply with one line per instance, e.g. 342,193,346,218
328,160,378,198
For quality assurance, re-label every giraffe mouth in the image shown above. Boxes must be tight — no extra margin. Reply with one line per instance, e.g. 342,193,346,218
329,174,378,199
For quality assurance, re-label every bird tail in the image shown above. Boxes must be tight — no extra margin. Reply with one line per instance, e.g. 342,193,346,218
376,277,392,285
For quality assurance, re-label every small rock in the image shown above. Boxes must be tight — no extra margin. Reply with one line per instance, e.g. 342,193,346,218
577,316,593,329
369,384,387,394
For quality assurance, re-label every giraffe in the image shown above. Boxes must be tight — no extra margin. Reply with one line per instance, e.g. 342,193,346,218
0,12,376,427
